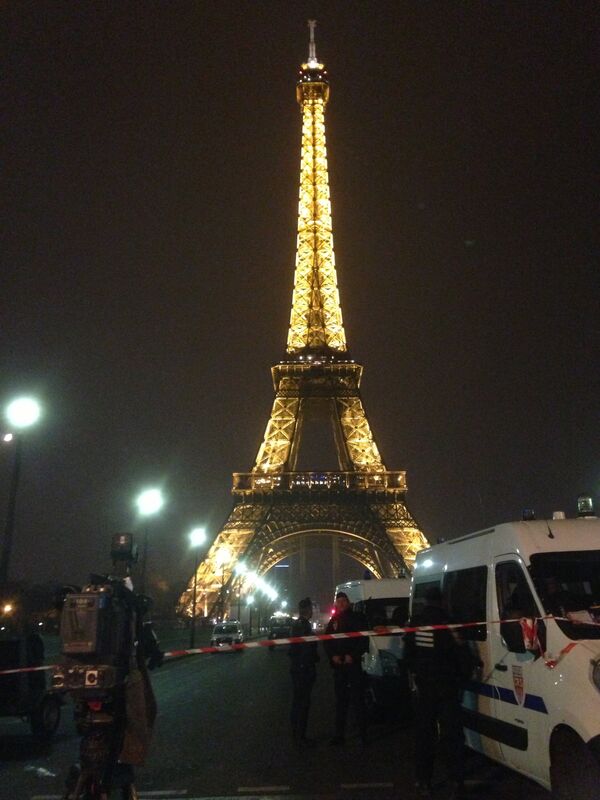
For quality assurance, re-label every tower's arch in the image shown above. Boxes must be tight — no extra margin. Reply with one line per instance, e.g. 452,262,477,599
258,527,400,578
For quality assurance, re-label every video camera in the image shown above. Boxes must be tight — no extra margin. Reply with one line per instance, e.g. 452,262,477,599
52,533,162,695
53,534,163,799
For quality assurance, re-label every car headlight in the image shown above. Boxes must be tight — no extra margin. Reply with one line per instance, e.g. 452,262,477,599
592,658,600,692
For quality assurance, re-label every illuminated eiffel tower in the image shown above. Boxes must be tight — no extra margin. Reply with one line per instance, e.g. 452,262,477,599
180,23,428,618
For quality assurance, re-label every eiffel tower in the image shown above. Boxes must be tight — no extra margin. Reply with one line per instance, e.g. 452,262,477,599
180,22,428,619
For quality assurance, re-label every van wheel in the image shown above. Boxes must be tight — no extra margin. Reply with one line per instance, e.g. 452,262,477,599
30,694,61,740
550,728,600,800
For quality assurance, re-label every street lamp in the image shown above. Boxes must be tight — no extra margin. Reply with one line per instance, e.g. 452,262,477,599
1,396,42,586
189,527,207,649
247,595,255,637
234,562,247,621
135,488,164,594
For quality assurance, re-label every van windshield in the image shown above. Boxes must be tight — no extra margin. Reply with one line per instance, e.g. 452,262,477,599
214,624,238,634
530,551,600,640
363,597,409,627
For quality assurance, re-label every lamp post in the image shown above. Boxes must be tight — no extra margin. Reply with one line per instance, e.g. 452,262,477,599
234,562,247,622
135,488,164,594
189,527,207,649
247,595,254,636
1,397,41,587
214,545,232,620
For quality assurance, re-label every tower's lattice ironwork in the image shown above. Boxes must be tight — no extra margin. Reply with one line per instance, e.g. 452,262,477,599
179,23,428,619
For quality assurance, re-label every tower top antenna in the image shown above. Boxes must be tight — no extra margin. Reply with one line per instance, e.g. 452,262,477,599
307,19,318,66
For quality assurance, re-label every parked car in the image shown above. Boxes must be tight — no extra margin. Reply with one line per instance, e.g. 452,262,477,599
267,615,294,650
210,621,244,650
0,630,62,739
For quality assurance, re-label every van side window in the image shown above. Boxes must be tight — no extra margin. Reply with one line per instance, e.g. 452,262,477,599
495,561,538,622
364,597,409,627
412,580,441,617
443,567,488,641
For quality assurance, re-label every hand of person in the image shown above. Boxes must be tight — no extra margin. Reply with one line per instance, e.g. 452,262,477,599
343,654,353,665
332,655,342,665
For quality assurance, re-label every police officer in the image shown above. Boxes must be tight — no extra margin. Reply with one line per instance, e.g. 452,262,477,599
289,597,319,747
323,591,369,746
404,586,475,800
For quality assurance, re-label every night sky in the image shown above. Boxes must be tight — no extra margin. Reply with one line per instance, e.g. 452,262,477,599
3,3,599,605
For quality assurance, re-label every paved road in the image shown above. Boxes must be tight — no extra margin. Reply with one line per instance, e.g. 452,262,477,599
0,642,551,800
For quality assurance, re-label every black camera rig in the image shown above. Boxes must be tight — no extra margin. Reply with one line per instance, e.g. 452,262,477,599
53,533,163,800
54,534,141,691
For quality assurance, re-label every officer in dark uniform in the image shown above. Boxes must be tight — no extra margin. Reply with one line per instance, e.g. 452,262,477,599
323,591,369,746
404,586,475,800
289,597,319,747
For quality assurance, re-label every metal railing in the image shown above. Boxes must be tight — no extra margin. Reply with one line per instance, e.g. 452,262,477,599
232,470,406,494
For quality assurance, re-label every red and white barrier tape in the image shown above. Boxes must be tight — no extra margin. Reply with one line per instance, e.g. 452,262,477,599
1,614,596,676
0,663,54,676
543,641,578,670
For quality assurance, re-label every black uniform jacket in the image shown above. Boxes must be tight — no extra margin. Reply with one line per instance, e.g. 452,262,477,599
289,616,319,672
404,603,464,686
323,608,369,666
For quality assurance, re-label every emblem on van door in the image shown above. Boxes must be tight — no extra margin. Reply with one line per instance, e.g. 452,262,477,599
512,665,524,705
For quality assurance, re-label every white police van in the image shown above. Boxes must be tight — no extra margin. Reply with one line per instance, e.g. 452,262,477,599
410,501,600,799
335,577,411,714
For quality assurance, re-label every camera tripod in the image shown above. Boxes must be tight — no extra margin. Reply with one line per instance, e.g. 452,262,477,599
63,698,138,800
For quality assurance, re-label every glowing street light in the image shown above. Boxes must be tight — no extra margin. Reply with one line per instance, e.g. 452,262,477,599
246,570,257,586
215,545,232,570
189,527,207,549
188,527,207,649
135,487,165,594
5,398,42,430
1,396,42,586
136,488,164,517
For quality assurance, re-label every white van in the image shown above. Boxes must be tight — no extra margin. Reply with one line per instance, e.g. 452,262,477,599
335,577,411,713
411,512,600,798
210,621,244,650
